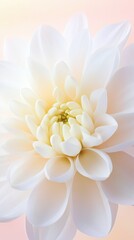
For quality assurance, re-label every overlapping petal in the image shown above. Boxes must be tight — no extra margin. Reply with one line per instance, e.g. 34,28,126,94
72,173,118,237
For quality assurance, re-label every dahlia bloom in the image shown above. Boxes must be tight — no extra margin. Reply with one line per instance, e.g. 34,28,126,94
0,14,134,239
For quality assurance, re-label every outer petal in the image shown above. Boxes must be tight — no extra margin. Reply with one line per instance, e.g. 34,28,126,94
101,152,134,205
26,205,76,240
93,21,131,50
44,156,75,183
69,28,92,81
76,148,112,181
27,179,69,226
28,59,54,104
0,155,12,181
107,66,134,114
72,173,118,237
64,14,88,46
120,44,134,67
30,25,66,68
0,181,30,221
81,48,119,96
9,152,46,190
0,62,29,99
99,112,134,152
4,38,28,67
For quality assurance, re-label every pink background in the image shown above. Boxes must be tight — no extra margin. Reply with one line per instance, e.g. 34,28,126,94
0,0,134,239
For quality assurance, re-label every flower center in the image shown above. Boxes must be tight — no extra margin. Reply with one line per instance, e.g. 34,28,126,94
47,102,79,125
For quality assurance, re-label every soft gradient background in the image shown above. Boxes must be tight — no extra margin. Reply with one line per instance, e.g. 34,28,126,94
0,0,134,239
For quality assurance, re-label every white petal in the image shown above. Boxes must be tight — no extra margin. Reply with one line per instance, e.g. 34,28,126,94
33,141,56,158
72,173,118,237
107,66,134,113
100,112,134,152
53,61,70,89
35,99,46,119
65,76,78,100
124,145,134,157
9,152,45,190
93,21,131,50
62,124,71,141
76,148,112,181
4,38,28,67
3,117,29,137
61,137,81,157
44,156,74,182
69,29,91,80
3,138,33,154
20,88,36,106
27,179,69,226
90,88,107,115
0,181,30,221
30,25,66,68
95,114,118,143
0,155,11,181
28,59,54,103
101,152,134,204
81,112,94,132
82,132,102,148
0,62,29,95
120,44,134,67
81,48,119,96
26,204,76,240
50,134,62,153
25,115,38,137
64,14,88,46
81,95,92,115
10,100,33,118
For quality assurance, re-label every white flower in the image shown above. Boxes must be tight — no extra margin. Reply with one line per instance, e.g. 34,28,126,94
0,14,134,239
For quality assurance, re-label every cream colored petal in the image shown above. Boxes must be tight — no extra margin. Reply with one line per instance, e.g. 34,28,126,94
44,156,74,182
61,137,81,157
76,148,112,181
33,141,56,158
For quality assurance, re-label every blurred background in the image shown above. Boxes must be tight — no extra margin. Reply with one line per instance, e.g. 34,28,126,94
0,0,134,239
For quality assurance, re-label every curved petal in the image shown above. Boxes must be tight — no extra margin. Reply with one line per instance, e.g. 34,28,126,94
76,149,112,181
81,48,120,96
0,181,30,221
107,66,134,114
9,152,45,190
95,114,118,143
33,141,56,158
100,112,134,152
60,137,81,157
93,21,131,50
44,156,75,182
4,38,28,67
27,179,69,226
26,204,76,240
120,44,134,67
101,152,134,205
72,173,118,237
30,25,66,68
